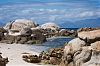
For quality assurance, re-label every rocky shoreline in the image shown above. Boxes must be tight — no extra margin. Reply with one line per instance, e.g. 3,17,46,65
0,19,100,66
22,28,100,66
0,19,77,44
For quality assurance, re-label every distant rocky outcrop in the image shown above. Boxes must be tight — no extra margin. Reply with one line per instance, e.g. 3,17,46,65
59,29,77,37
0,19,46,44
4,19,37,31
41,22,59,33
77,27,100,32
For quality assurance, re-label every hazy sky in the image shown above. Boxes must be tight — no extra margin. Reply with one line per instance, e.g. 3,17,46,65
0,0,100,27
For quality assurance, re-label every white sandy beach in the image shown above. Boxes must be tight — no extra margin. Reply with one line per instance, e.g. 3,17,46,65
0,43,57,66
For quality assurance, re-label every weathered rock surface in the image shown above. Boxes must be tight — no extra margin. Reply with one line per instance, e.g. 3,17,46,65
20,27,32,36
2,19,46,44
62,43,100,66
64,38,86,54
60,29,100,66
0,34,46,44
59,29,77,37
22,55,41,63
74,47,92,66
22,48,63,65
82,50,100,66
91,41,100,51
77,28,100,32
78,29,100,43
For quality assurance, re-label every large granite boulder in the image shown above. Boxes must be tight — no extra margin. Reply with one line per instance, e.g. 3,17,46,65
82,41,100,66
62,39,100,66
64,38,86,54
78,29,100,43
41,23,59,33
4,19,37,31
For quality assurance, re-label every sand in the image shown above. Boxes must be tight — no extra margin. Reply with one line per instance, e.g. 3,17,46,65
0,43,57,66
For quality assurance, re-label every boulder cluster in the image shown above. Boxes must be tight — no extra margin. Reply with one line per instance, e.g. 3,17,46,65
0,53,8,66
22,48,64,65
22,55,41,63
0,19,78,44
22,28,100,66
59,29,77,37
61,28,100,66
0,19,46,44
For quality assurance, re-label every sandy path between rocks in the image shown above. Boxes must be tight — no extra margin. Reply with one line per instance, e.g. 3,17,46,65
0,43,57,66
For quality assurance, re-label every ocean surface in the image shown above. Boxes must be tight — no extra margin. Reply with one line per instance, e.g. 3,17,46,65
30,37,73,53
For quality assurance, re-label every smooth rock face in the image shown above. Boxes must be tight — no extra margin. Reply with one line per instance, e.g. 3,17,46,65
67,38,86,52
4,19,37,31
40,22,59,32
91,41,100,51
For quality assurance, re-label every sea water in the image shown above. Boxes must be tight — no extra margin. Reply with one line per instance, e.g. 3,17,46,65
30,37,73,53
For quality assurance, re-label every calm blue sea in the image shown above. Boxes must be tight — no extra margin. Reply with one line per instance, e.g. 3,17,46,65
30,37,73,53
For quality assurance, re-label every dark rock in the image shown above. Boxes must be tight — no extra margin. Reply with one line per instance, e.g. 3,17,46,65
0,55,9,66
0,32,4,41
22,55,41,63
14,36,21,43
0,28,7,33
20,27,32,36
3,35,15,43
